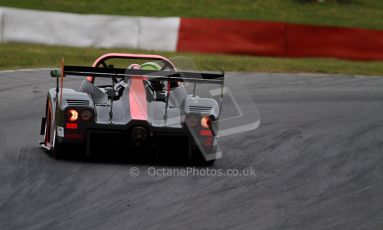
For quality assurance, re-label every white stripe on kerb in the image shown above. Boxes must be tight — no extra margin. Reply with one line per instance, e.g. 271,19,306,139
0,8,4,43
0,68,51,73
0,7,180,51
138,17,180,51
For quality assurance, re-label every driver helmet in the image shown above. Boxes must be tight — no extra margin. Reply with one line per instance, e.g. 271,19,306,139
141,62,162,71
141,62,164,92
127,63,141,69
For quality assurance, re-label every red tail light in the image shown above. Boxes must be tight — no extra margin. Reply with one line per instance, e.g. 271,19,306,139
66,123,78,129
201,116,212,129
67,109,79,122
200,129,212,136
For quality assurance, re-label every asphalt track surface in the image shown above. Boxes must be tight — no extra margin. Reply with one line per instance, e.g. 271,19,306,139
0,69,382,230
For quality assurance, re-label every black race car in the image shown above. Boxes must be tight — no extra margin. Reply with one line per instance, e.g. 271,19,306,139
40,53,224,165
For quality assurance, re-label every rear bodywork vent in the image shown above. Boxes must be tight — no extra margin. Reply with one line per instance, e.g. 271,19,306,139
189,105,212,113
66,99,89,107
184,96,219,117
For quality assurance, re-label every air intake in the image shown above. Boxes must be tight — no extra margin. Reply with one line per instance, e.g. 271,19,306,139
189,105,212,113
66,99,89,107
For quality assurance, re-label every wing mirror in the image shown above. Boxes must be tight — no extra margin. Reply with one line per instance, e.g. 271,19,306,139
50,69,61,78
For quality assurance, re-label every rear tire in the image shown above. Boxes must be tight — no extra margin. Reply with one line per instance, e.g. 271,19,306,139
51,129,65,159
43,100,65,159
43,100,52,148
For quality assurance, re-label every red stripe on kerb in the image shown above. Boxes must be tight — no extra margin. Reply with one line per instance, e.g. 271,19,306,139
177,18,285,56
177,18,383,61
129,78,148,120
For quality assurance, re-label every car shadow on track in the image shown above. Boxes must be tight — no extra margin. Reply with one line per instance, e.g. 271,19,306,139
41,147,215,168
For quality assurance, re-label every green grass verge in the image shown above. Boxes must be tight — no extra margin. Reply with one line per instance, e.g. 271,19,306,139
0,0,382,29
0,1,382,76
1,43,383,76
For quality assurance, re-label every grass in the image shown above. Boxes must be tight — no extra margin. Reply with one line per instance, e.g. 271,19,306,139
0,1,382,75
1,43,383,76
0,0,382,29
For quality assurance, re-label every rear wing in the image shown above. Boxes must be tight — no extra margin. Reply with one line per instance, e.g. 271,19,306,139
51,65,225,121
51,65,224,85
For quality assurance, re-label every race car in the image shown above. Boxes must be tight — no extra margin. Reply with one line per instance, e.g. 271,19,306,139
40,53,224,165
